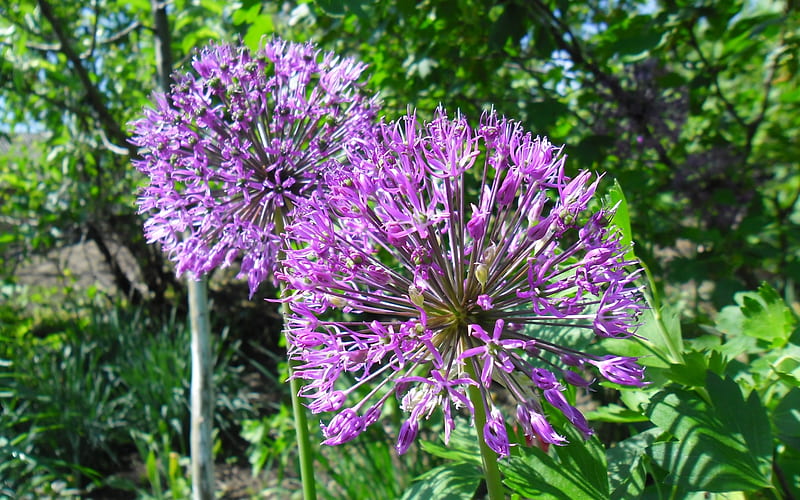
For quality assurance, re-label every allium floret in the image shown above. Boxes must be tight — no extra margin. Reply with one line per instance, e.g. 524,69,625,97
131,38,378,295
280,107,646,457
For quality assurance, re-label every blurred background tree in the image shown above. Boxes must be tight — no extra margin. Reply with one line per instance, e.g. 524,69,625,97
2,0,798,315
272,0,800,318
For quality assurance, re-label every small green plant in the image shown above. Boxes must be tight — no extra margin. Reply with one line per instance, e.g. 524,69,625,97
242,405,296,481
131,424,192,500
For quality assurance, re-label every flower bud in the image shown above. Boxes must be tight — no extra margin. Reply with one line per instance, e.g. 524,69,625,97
408,284,425,308
475,263,489,288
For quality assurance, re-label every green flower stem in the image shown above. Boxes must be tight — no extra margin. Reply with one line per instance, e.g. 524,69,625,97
275,207,317,500
286,309,317,500
464,360,504,500
640,259,684,364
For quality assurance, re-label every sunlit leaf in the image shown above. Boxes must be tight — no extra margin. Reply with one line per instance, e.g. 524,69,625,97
716,283,797,348
501,422,609,499
646,373,773,492
607,179,636,261
607,428,660,499
401,462,482,500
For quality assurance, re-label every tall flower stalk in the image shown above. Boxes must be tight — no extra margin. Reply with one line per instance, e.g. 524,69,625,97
280,108,646,494
130,38,378,499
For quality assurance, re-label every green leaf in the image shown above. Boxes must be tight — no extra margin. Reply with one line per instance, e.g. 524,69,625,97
181,27,222,54
605,15,664,61
586,403,649,423
400,462,482,500
145,448,161,496
662,350,726,387
645,372,773,492
715,283,797,348
706,372,773,462
771,344,800,386
607,428,660,499
231,2,261,25
501,424,608,499
419,424,481,466
527,321,596,354
776,452,800,500
773,387,800,451
243,15,275,50
607,180,636,261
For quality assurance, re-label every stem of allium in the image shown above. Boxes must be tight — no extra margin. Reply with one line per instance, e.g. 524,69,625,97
285,296,317,500
464,360,504,500
640,258,684,364
275,207,317,500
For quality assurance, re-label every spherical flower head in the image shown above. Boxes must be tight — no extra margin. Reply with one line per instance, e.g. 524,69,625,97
280,107,646,457
130,38,379,295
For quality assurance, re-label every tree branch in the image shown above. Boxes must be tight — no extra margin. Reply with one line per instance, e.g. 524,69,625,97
36,0,136,157
87,0,100,59
151,0,174,90
85,222,145,305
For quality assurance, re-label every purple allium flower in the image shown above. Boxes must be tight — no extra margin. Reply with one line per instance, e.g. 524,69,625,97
279,107,646,457
131,38,378,295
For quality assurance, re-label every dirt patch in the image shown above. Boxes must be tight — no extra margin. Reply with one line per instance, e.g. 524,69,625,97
15,239,147,302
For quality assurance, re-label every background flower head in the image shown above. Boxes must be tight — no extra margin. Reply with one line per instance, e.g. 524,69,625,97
131,38,378,295
280,107,646,456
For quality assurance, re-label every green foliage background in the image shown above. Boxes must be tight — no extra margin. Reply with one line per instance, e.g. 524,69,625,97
1,0,798,498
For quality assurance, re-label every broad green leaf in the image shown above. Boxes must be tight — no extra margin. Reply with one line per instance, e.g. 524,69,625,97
419,425,481,466
645,372,773,492
527,321,595,354
773,387,800,451
586,403,648,423
661,350,726,387
620,388,659,415
775,448,800,499
706,372,773,462
400,462,482,500
501,422,608,500
231,2,261,25
607,428,660,499
727,13,783,41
